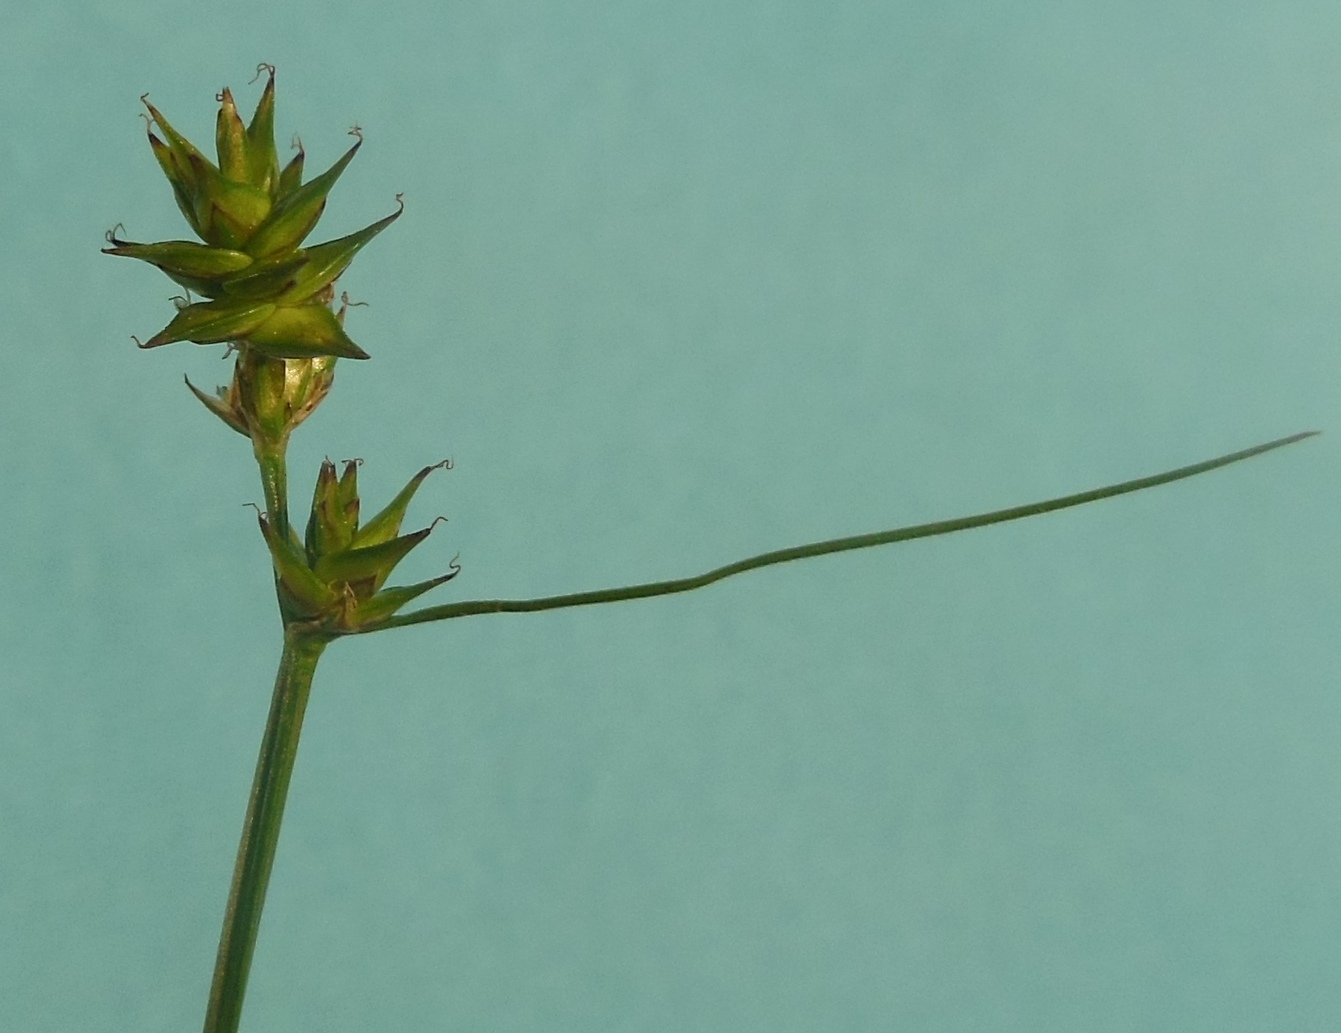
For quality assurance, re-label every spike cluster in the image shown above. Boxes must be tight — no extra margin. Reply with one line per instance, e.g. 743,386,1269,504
106,71,459,631
104,66,400,363
261,458,458,633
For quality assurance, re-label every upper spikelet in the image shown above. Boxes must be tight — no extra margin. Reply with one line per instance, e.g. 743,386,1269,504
104,65,400,362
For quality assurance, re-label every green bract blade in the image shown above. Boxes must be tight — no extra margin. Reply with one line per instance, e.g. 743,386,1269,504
147,132,204,237
244,136,362,259
244,303,370,359
350,568,461,629
304,459,360,563
143,299,276,348
142,97,213,186
147,130,191,193
245,68,280,194
352,461,449,549
215,88,249,182
313,526,433,595
103,237,253,280
257,512,339,617
277,143,305,202
277,199,403,304
336,460,361,540
219,253,306,300
304,459,341,564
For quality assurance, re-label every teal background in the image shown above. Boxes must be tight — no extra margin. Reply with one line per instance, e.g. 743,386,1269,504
2,3,1338,1030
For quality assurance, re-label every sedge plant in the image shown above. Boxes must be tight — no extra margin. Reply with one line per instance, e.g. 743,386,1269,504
105,67,1316,1033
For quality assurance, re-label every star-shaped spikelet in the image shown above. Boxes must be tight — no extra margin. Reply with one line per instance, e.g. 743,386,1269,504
258,458,459,632
104,65,400,361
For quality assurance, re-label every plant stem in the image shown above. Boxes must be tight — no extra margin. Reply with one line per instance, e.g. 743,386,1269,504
202,629,328,1033
253,437,291,540
370,430,1317,632
194,426,1314,1031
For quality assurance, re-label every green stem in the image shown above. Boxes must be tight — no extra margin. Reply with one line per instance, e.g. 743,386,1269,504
369,430,1317,632
202,630,328,1033
253,437,291,541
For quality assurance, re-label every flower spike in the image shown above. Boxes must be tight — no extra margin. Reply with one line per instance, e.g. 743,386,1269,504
109,73,397,363
260,457,456,631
